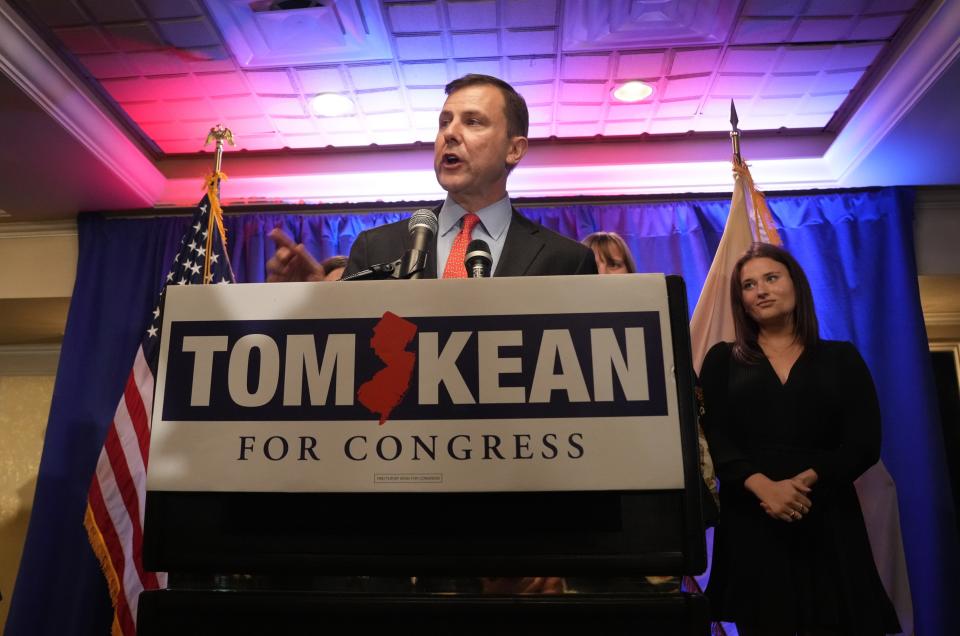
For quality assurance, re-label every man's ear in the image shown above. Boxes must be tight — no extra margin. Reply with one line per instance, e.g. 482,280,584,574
506,135,528,168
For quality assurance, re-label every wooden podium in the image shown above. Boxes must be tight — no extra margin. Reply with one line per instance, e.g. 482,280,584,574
139,274,710,634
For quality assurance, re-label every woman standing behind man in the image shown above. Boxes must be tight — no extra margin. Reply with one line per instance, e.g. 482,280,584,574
700,243,900,635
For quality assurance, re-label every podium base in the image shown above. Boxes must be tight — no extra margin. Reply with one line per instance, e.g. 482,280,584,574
138,589,710,635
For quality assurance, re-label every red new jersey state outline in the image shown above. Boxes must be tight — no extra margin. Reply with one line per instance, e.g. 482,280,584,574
357,311,418,424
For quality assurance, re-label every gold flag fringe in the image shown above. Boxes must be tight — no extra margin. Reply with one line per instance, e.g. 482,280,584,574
83,503,126,636
202,171,229,284
733,156,782,246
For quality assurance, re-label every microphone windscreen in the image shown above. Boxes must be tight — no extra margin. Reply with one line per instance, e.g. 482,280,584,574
465,239,492,262
408,208,438,234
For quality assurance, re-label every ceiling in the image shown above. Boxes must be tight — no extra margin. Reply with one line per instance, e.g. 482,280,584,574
0,0,958,220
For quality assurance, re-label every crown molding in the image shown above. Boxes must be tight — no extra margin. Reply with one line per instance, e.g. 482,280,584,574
0,1,165,206
0,219,77,238
0,343,60,375
828,0,960,184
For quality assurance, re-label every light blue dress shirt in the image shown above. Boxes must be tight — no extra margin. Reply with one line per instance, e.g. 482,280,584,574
436,194,513,277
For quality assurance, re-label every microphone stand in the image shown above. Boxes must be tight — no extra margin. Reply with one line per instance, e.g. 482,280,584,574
340,250,430,281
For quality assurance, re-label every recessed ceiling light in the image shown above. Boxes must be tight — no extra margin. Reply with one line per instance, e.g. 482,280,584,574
310,93,355,117
612,81,653,103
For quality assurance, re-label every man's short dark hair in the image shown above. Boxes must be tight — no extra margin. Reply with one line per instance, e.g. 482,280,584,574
444,74,529,139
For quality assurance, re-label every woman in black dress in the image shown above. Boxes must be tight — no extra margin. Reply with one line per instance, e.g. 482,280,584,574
700,243,900,635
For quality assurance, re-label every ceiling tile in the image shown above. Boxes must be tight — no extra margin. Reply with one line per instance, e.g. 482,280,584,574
558,81,607,102
396,34,446,60
77,53,140,79
121,101,171,123
800,92,848,113
503,0,558,28
142,74,203,99
82,0,145,22
259,96,306,117
141,0,203,20
502,29,556,56
455,59,502,77
407,87,446,109
670,48,721,75
102,77,149,101
358,90,404,114
762,72,818,96
616,52,665,79
27,0,88,27
157,139,206,153
732,17,794,44
141,122,193,140
662,75,711,100
791,17,853,43
244,71,295,95
211,95,262,118
155,17,221,48
163,98,217,120
514,82,554,104
775,45,833,72
297,68,347,93
850,14,905,40
827,43,883,70
647,118,694,134
742,0,806,16
365,112,411,131
348,64,398,90
721,47,778,73
183,46,236,73
527,105,554,125
54,26,114,55
555,122,600,137
527,123,553,138
507,56,556,82
783,112,833,127
701,97,739,117
222,116,274,135
813,70,865,93
319,116,364,133
271,117,317,135
561,54,610,80
656,99,700,118
556,104,603,121
447,0,498,29
402,62,450,86
237,134,284,151
195,72,248,96
712,74,763,95
604,120,650,136
803,0,864,15
865,0,917,12
451,32,500,58
283,133,332,149
128,49,189,75
751,96,802,115
411,110,440,129
388,2,442,32
104,23,165,51
606,102,655,120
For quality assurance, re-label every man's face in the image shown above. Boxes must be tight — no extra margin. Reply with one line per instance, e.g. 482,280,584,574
434,83,527,212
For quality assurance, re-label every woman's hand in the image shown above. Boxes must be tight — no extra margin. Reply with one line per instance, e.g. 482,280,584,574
745,473,813,523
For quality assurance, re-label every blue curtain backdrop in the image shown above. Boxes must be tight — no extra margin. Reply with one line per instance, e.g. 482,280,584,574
7,187,958,635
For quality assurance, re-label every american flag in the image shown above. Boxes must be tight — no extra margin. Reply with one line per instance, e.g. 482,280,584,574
83,193,234,636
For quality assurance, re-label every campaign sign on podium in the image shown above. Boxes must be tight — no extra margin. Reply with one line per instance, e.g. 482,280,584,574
144,275,704,575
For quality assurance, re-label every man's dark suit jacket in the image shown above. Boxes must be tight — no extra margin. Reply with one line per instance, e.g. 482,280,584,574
343,208,598,278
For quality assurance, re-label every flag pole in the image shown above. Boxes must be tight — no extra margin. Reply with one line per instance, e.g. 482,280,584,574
202,124,234,283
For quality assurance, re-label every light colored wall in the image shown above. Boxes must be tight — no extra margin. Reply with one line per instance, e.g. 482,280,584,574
0,373,54,633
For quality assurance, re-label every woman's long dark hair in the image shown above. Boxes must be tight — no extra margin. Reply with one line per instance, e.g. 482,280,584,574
729,243,819,364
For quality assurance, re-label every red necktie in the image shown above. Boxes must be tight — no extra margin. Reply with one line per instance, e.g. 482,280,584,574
442,213,481,279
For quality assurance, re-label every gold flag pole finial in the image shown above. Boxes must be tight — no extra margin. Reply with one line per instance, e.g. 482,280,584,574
201,124,234,283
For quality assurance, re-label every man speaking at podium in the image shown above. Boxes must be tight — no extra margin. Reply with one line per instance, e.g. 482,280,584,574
266,74,597,280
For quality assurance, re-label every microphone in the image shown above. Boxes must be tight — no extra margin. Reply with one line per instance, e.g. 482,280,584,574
464,239,493,278
401,208,438,279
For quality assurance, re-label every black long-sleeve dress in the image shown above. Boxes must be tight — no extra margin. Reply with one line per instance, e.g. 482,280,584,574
700,340,900,634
